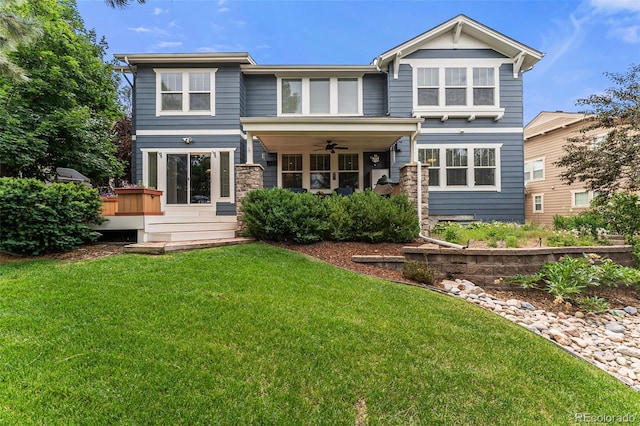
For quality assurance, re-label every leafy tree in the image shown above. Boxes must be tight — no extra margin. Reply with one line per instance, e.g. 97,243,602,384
105,0,145,7
0,0,123,183
556,64,640,198
0,0,40,81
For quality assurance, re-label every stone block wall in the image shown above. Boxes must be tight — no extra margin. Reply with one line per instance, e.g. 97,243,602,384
235,164,264,236
403,245,634,289
398,163,429,232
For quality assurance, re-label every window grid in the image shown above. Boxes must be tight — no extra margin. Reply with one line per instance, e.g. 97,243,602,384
418,148,440,186
279,77,361,116
533,194,543,212
157,69,215,115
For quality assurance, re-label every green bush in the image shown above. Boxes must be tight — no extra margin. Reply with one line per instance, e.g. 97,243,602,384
0,178,104,255
241,189,419,244
240,188,328,244
402,260,436,284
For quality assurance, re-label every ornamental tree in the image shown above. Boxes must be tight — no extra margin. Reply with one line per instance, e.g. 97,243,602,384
0,0,123,183
556,64,640,198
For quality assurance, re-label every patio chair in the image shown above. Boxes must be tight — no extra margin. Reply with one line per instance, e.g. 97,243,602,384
334,187,354,196
288,187,307,193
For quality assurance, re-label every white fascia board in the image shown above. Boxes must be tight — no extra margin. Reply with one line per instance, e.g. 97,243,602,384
114,52,256,65
135,129,244,136
241,64,377,76
375,15,543,69
420,127,522,134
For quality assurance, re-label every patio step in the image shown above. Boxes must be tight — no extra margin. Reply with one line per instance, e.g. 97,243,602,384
124,237,254,254
146,221,236,233
147,228,236,242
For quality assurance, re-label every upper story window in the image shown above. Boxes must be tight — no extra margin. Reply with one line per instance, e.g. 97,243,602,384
155,68,217,116
524,158,544,182
417,66,496,108
279,77,362,116
408,59,505,120
418,144,502,192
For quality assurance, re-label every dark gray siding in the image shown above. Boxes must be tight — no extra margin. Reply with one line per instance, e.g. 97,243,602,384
133,134,243,213
363,73,387,116
134,64,242,131
420,133,525,222
388,63,413,118
387,50,524,129
244,74,277,117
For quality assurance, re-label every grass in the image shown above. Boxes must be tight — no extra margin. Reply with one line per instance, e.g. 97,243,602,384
1,243,638,424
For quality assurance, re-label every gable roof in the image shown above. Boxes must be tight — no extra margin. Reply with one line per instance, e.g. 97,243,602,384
373,14,544,75
524,111,591,140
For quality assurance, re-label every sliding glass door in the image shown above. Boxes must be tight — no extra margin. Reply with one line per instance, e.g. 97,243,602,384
166,153,211,205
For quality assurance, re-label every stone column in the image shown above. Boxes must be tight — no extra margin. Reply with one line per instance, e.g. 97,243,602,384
235,163,264,237
398,162,429,233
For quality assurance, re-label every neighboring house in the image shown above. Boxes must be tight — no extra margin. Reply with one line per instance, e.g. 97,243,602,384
108,14,543,242
523,111,603,227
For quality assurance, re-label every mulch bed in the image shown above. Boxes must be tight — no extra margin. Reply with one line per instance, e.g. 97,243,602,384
2,240,639,313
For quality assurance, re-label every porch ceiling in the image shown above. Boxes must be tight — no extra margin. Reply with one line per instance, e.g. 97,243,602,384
241,116,424,153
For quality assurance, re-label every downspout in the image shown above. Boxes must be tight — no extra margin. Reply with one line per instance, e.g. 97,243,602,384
417,160,422,225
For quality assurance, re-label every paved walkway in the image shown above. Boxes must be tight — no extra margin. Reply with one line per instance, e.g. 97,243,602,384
124,237,254,254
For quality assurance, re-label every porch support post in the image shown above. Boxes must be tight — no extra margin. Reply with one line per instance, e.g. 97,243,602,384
235,163,263,237
246,131,254,164
399,162,429,233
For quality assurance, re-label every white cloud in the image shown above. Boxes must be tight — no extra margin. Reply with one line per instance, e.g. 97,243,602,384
589,0,640,13
197,43,246,53
155,41,183,49
128,26,169,37
152,7,167,15
218,7,230,13
587,0,640,43
128,26,152,33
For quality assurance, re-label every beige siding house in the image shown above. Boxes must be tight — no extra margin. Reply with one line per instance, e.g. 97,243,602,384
523,112,604,227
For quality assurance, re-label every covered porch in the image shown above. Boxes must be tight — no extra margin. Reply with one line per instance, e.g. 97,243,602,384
237,116,430,233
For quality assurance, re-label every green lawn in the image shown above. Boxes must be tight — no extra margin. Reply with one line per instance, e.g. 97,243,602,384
0,243,638,424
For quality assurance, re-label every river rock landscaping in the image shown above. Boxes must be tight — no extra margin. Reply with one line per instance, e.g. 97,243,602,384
441,278,640,391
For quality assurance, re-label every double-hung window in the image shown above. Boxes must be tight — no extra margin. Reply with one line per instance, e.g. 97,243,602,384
418,148,440,186
155,69,217,116
533,194,544,213
445,68,467,106
411,60,503,120
338,153,359,189
446,148,468,186
279,77,361,115
473,68,495,106
418,145,501,191
524,158,544,182
282,154,303,188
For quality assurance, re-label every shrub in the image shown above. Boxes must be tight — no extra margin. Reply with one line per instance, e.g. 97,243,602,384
240,188,328,244
402,260,436,284
241,189,419,244
0,178,104,255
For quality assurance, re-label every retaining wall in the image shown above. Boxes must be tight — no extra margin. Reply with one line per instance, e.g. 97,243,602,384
402,245,634,289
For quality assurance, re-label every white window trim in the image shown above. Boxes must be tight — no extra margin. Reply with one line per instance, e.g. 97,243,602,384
416,143,502,192
140,147,235,205
532,193,544,213
154,68,217,117
571,189,594,208
276,76,363,116
277,151,363,192
405,58,506,120
524,157,545,182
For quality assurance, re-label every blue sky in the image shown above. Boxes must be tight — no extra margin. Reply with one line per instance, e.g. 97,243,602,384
76,0,639,124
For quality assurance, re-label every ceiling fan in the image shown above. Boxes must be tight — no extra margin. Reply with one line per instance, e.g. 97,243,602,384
314,140,348,154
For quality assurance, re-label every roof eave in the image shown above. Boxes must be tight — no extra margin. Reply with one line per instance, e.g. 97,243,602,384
113,52,257,65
